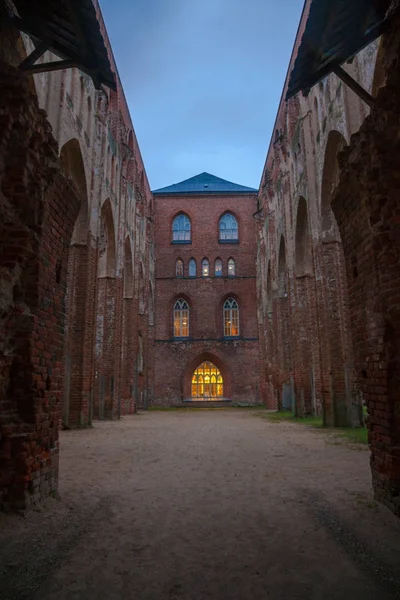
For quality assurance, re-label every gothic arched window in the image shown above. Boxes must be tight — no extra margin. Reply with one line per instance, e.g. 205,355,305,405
176,259,184,277
223,298,239,337
174,299,189,338
202,258,210,277
228,258,236,277
215,258,222,277
219,213,238,242
172,213,191,243
189,258,197,277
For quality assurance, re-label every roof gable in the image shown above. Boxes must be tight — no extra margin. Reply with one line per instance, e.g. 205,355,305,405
153,172,257,195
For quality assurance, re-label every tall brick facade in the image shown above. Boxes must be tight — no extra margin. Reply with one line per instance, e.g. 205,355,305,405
256,0,400,515
153,174,262,405
1,0,400,519
0,3,154,509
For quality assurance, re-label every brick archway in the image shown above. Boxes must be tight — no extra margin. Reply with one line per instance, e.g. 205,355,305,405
0,64,81,508
184,353,231,400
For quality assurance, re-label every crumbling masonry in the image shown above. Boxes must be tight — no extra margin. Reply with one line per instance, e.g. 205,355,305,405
0,0,399,517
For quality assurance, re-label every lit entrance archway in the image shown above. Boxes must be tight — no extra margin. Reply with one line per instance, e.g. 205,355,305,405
191,362,223,400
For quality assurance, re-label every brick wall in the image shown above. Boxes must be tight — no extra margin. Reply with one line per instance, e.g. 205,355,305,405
154,191,262,405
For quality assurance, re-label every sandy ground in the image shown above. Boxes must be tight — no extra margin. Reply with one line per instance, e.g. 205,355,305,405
1,409,400,600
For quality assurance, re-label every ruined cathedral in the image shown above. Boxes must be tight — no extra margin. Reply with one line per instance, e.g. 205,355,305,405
1,0,400,519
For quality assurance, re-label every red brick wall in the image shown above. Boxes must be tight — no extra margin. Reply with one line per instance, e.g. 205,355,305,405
0,61,80,508
332,8,400,514
154,192,262,405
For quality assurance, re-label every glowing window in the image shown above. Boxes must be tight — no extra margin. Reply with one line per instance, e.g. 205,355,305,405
176,259,184,277
224,297,239,337
172,213,191,243
219,213,238,241
215,258,222,277
202,258,209,277
174,299,189,338
228,258,236,276
189,258,197,277
191,361,223,399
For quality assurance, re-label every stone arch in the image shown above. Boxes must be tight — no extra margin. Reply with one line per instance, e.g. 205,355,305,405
59,138,91,429
295,196,312,275
319,130,359,427
121,236,135,412
98,199,116,278
266,260,272,313
0,65,80,507
123,237,133,298
184,353,231,400
321,130,347,242
278,235,287,297
60,138,89,244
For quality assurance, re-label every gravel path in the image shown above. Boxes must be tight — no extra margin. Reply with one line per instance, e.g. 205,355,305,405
1,409,400,600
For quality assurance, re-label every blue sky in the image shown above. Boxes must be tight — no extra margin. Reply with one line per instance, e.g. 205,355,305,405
99,0,304,191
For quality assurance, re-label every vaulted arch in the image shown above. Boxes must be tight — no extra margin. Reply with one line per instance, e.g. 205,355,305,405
278,235,287,298
295,196,312,275
98,199,116,278
321,130,347,242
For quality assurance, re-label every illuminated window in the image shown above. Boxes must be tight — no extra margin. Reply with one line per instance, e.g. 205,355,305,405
174,299,189,338
228,258,236,276
215,258,222,277
219,213,238,241
224,297,239,337
176,258,184,277
191,361,223,399
172,213,191,243
189,258,197,277
202,258,209,277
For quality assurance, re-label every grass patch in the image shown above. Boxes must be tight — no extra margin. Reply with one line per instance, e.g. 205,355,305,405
257,410,368,445
258,410,323,428
333,427,368,445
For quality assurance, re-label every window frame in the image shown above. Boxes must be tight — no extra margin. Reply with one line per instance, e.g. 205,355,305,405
215,258,223,277
219,212,239,244
172,213,192,244
223,297,240,338
173,299,190,338
202,258,210,277
176,258,184,277
228,258,236,277
188,258,197,278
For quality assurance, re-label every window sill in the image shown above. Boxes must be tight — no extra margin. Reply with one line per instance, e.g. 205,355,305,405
172,240,192,245
223,336,240,340
173,336,190,341
218,239,239,244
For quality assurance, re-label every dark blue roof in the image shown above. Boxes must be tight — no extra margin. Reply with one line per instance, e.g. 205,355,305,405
152,172,257,195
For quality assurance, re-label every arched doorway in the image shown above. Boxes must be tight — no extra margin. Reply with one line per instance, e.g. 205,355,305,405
191,362,223,400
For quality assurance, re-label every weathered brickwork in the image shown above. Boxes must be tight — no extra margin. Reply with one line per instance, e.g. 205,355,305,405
0,5,154,509
256,0,400,514
154,189,262,405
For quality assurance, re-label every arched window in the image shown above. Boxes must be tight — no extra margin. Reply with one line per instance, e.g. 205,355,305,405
228,258,236,277
202,258,209,277
176,258,184,277
224,298,239,337
172,213,191,243
174,299,189,338
219,213,238,242
189,258,197,277
215,258,222,277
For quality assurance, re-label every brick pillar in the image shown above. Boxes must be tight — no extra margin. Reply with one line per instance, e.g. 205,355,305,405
120,298,136,414
0,62,79,509
93,277,118,419
293,274,321,416
332,10,400,513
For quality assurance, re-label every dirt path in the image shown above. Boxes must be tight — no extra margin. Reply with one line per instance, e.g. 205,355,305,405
1,409,400,600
